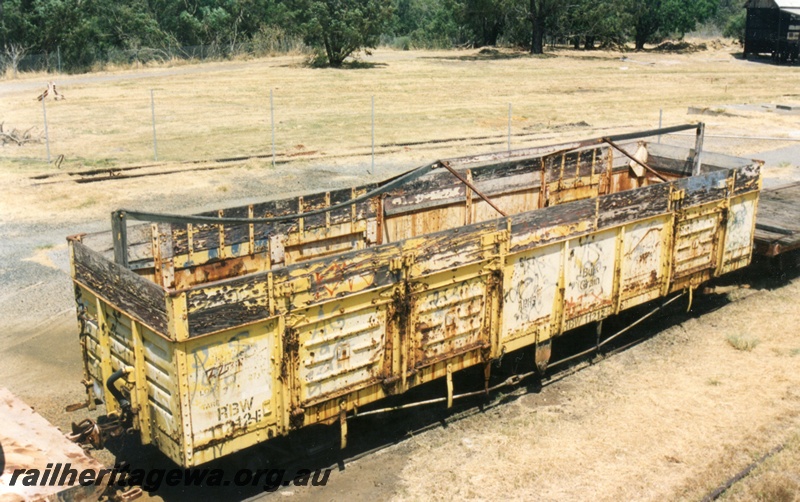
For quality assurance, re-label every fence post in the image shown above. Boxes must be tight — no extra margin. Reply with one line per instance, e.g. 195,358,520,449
270,88,276,168
42,98,51,163
371,95,375,175
508,103,512,156
692,123,705,176
658,108,663,143
150,89,158,161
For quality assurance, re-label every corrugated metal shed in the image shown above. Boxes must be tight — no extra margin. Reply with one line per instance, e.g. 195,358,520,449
778,1,800,16
747,0,800,13
744,0,800,60
747,0,800,8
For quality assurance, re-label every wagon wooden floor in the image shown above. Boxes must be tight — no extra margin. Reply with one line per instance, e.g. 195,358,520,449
755,182,800,257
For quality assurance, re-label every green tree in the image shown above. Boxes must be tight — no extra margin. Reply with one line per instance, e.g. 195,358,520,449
1,0,35,49
292,0,394,67
146,0,286,47
628,0,717,50
389,0,463,48
3,0,297,72
567,0,631,49
19,0,170,70
457,0,510,47
710,0,743,31
724,12,745,44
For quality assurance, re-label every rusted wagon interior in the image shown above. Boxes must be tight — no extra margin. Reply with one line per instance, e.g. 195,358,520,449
81,138,754,292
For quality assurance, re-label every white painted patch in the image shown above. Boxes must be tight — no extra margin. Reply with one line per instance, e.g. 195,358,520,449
502,243,561,340
564,229,616,315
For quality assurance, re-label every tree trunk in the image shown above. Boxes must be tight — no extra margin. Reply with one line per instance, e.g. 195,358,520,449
530,0,544,55
634,30,647,51
584,36,595,50
324,38,343,67
482,19,500,47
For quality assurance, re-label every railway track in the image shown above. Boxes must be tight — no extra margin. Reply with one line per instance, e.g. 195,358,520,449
29,124,631,185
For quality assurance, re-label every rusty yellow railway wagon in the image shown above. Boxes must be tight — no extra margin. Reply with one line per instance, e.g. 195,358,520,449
67,124,762,467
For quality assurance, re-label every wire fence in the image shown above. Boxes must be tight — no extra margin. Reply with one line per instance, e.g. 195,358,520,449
5,84,799,183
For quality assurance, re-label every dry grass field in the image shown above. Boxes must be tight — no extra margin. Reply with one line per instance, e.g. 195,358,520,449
1,41,800,501
2,40,800,227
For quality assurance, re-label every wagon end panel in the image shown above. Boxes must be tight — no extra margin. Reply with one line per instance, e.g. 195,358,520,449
182,320,281,466
718,192,759,275
71,284,184,465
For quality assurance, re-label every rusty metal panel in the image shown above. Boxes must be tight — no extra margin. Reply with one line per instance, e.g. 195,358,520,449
185,321,278,449
673,208,722,278
77,290,184,464
288,232,362,262
0,388,106,502
502,242,561,343
296,304,387,405
733,163,761,195
140,324,182,461
682,170,730,208
509,199,597,253
620,217,669,295
72,241,168,334
411,273,489,368
564,229,617,328
385,214,413,242
107,305,134,369
410,222,495,278
404,204,466,237
186,273,270,338
383,175,465,215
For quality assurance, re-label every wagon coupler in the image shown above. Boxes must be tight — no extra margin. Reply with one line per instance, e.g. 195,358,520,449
66,416,129,450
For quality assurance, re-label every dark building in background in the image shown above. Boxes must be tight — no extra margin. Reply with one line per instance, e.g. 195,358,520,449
744,0,800,62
